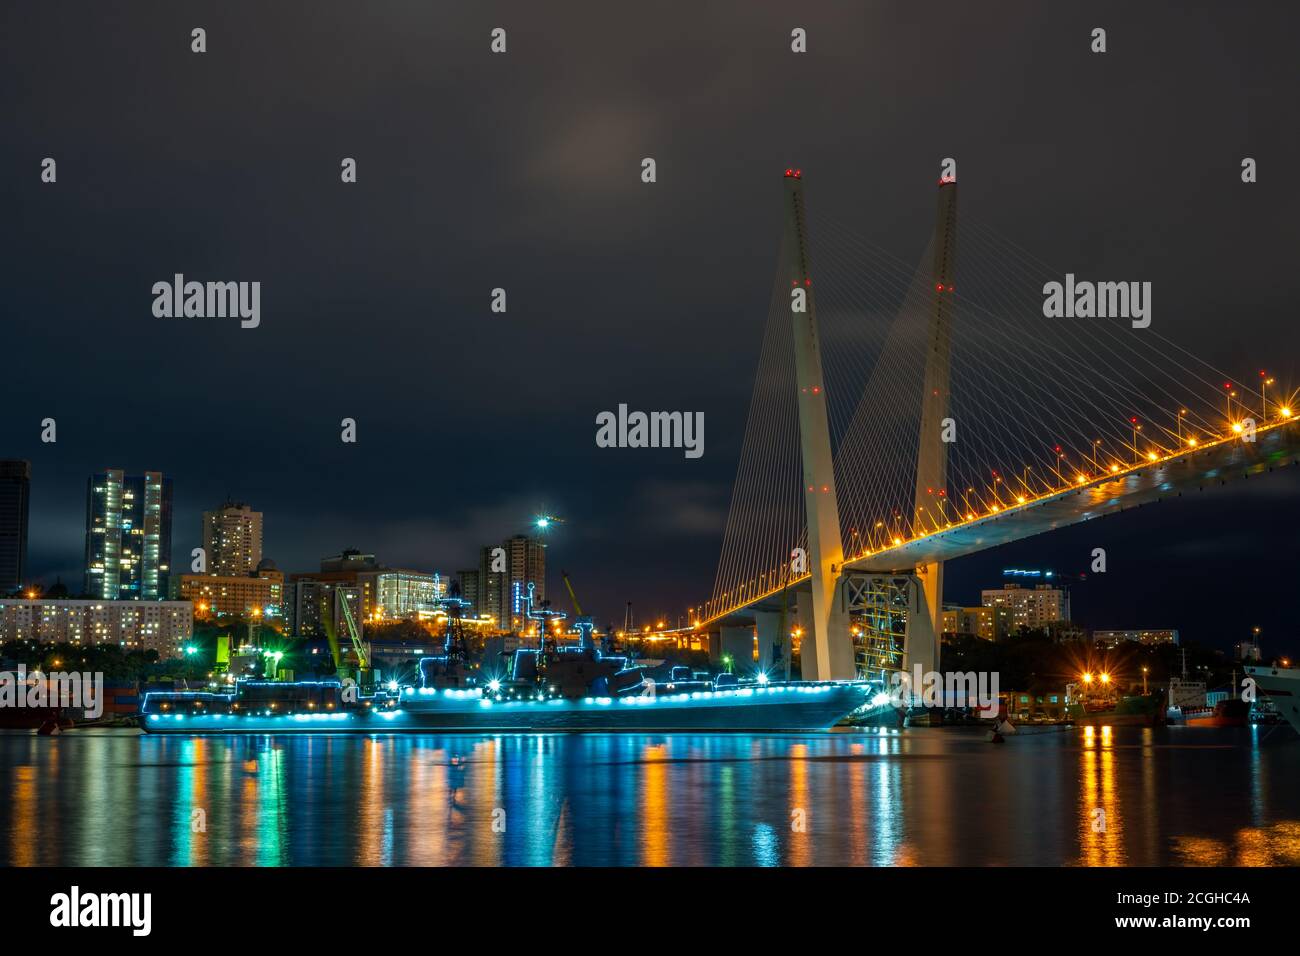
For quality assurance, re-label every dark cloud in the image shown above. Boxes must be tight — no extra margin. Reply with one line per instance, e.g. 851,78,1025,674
1,2,1296,644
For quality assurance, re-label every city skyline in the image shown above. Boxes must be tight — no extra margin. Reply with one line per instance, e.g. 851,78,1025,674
1,455,1294,656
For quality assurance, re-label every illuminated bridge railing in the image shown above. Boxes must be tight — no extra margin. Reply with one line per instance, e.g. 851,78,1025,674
697,413,1295,627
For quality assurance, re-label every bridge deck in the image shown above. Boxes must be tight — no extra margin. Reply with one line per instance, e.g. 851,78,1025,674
706,419,1300,624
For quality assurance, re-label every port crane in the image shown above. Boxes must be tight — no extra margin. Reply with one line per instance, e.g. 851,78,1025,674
321,589,373,692
561,570,597,651
561,570,584,616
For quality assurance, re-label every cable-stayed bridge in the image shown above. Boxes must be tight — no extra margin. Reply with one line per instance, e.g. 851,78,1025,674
695,170,1300,682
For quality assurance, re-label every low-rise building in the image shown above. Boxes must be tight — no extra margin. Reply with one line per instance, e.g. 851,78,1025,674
374,570,447,621
178,559,284,620
1093,628,1179,648
0,598,192,658
1002,690,1068,722
942,604,1013,641
285,550,447,635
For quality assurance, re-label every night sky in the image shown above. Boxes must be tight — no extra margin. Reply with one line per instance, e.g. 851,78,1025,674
3,3,1297,651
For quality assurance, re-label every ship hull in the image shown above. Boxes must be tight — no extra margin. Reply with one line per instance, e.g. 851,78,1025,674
1245,665,1300,734
141,683,869,734
1066,693,1166,727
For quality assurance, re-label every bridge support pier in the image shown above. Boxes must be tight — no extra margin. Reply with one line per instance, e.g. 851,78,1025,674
719,624,755,674
755,610,788,679
904,562,942,684
795,585,854,681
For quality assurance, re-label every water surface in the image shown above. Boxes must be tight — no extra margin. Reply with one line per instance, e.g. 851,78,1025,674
1,726,1296,866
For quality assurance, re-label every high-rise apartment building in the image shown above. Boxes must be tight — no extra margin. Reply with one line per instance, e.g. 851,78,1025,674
201,501,263,576
0,460,31,593
980,583,1070,632
500,534,545,630
476,546,506,629
84,470,172,600
458,568,480,616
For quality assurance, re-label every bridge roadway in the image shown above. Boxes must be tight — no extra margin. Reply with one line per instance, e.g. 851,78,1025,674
707,418,1300,625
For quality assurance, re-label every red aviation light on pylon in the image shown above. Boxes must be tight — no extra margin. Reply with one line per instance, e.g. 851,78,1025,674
939,175,956,185
785,168,794,178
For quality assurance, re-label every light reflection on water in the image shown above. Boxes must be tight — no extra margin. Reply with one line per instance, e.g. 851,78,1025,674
1,727,1296,866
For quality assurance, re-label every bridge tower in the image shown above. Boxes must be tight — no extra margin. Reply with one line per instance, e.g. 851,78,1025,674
906,175,959,678
783,169,855,680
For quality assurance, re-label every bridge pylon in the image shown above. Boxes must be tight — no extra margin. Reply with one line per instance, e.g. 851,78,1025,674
783,169,855,680
906,175,959,680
